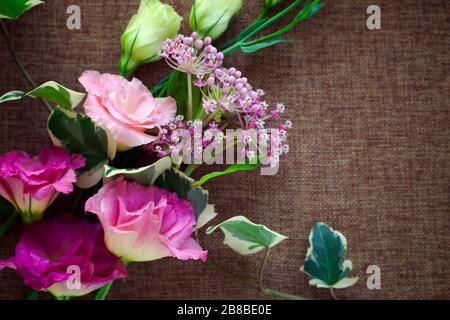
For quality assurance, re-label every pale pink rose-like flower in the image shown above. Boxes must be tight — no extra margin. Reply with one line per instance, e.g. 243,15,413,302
85,177,207,263
0,147,85,223
79,70,177,151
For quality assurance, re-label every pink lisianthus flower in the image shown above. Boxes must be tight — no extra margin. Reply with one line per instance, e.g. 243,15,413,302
85,177,207,262
79,70,177,151
0,214,127,298
0,147,85,223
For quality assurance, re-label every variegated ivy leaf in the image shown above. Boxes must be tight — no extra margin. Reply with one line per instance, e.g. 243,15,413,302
0,0,43,20
156,168,217,229
206,216,288,255
0,91,25,103
104,157,172,186
76,160,108,189
0,81,85,110
47,107,113,173
301,222,358,289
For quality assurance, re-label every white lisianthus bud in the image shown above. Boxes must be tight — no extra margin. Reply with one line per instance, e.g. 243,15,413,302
190,0,242,40
119,0,182,76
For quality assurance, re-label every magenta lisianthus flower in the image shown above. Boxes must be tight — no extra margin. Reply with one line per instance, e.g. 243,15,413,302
85,177,207,262
0,214,127,297
79,70,177,151
0,147,85,223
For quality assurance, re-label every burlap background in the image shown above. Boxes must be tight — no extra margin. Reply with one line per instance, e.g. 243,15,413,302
0,0,449,299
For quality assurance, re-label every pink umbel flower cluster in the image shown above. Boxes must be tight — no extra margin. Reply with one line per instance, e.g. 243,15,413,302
153,34,291,168
0,214,127,297
85,177,207,263
146,116,224,159
0,147,85,223
199,66,291,130
198,67,291,166
159,32,224,80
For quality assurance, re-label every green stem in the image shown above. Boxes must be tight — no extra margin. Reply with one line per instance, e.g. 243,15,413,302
263,288,307,300
219,7,269,50
206,257,308,300
245,1,316,46
222,1,305,55
94,261,129,300
330,288,339,300
94,281,113,300
241,0,305,43
0,210,18,237
258,248,271,293
184,164,199,177
0,20,52,112
27,290,39,300
187,73,193,121
206,258,259,289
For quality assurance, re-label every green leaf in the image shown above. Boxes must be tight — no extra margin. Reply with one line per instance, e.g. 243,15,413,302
167,71,202,119
156,168,217,229
104,157,172,186
206,216,288,255
47,107,111,172
0,81,85,110
240,38,288,53
0,91,25,103
192,163,259,187
0,0,43,20
301,222,358,289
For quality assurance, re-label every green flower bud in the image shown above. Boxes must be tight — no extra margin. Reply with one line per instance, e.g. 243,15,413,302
119,0,182,76
190,0,242,40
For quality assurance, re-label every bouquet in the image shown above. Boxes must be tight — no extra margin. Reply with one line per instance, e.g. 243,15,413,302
0,0,360,300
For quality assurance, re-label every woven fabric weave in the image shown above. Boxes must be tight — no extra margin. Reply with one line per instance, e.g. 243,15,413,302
0,0,449,299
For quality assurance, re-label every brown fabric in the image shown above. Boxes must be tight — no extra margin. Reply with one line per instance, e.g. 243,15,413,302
0,0,449,300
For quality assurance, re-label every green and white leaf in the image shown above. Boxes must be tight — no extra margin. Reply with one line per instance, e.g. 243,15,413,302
0,91,25,103
0,0,43,20
47,107,113,173
76,160,108,189
301,222,358,289
206,216,288,255
0,81,85,109
104,157,172,186
156,168,217,229
192,163,259,187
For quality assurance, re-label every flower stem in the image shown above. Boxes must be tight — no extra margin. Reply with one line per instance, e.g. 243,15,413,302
206,257,308,300
94,281,113,300
263,288,306,300
0,20,52,113
206,258,259,290
258,248,271,293
187,73,193,121
94,261,129,300
184,164,199,177
330,288,339,300
27,290,39,300
0,210,18,237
